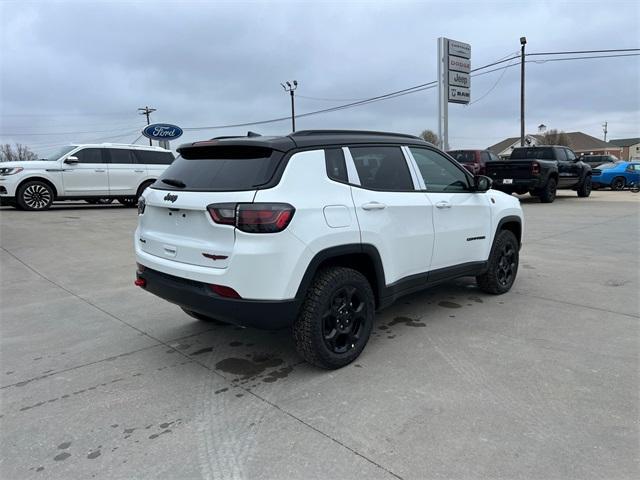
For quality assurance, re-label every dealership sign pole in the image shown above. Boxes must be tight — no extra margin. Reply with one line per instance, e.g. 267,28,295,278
438,37,471,151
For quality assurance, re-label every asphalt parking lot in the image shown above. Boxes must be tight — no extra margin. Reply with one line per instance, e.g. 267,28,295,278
1,190,638,480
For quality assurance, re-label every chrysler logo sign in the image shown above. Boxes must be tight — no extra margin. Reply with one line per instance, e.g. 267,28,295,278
143,123,183,141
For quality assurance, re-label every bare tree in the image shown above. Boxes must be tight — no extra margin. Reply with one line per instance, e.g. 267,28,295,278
539,129,571,147
0,143,38,162
419,129,440,145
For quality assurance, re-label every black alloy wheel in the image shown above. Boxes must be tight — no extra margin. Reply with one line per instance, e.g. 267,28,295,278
611,177,626,191
496,243,517,288
294,267,374,369
322,285,368,354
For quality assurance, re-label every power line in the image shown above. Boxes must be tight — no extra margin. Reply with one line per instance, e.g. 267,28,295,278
527,53,640,63
0,125,142,136
527,48,640,56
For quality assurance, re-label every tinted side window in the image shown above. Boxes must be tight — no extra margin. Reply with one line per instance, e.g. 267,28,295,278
481,151,491,163
409,147,470,193
555,148,567,161
135,150,175,165
107,149,136,164
349,146,413,191
74,148,105,164
325,148,348,183
565,149,576,161
489,153,500,162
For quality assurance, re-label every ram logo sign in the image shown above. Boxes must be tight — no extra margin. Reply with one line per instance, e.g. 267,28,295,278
142,123,184,141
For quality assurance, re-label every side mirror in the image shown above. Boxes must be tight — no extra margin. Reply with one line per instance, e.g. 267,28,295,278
64,156,79,164
474,175,492,192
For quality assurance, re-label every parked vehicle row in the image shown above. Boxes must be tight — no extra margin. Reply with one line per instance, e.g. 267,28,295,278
134,130,523,369
483,146,592,203
0,144,174,210
592,161,640,190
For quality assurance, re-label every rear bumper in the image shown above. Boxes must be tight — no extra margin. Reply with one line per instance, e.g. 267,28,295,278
491,178,543,192
136,266,300,330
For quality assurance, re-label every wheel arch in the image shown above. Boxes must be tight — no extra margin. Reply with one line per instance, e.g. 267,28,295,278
295,244,386,308
496,215,522,246
17,176,59,198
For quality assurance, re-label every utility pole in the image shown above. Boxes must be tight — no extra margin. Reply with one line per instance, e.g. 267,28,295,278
281,81,298,132
520,37,527,147
137,106,156,146
602,121,608,142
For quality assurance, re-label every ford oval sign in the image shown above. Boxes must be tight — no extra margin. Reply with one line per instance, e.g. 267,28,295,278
142,123,183,141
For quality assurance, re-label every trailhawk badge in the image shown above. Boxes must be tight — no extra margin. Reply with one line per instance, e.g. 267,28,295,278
164,193,178,203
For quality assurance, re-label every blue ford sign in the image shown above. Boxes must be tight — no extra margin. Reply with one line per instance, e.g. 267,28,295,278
142,123,183,141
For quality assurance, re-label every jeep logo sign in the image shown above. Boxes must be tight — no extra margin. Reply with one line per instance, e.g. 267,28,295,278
164,193,178,203
142,124,183,141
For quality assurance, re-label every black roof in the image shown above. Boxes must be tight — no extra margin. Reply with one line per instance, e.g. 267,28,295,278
177,129,429,153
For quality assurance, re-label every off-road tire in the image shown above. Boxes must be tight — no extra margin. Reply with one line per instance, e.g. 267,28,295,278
17,180,54,211
293,267,374,369
476,230,519,295
181,308,229,325
577,175,592,198
610,176,626,191
539,177,557,203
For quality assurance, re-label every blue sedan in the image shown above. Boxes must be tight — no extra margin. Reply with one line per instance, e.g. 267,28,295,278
592,162,640,190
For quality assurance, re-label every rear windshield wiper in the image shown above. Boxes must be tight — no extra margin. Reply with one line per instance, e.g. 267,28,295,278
161,178,186,188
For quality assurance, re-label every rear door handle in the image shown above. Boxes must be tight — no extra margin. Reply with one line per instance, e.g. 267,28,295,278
134,169,145,173
435,201,452,209
361,202,386,210
95,169,106,173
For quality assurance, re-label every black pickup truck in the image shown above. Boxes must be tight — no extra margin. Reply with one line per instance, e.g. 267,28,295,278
485,146,592,203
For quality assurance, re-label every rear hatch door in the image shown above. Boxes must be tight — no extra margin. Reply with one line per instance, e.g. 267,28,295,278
137,144,284,269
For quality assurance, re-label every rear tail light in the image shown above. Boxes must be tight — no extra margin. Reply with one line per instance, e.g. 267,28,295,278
207,203,236,225
209,284,241,298
138,197,146,215
531,162,540,175
207,203,295,233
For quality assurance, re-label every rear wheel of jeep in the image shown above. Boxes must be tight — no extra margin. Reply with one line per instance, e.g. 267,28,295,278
293,267,374,369
476,230,519,294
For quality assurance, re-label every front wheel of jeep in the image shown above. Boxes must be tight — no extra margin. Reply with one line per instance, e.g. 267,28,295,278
476,230,519,294
293,267,374,369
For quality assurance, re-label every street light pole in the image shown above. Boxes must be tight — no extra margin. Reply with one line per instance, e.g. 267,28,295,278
281,81,298,132
520,37,527,147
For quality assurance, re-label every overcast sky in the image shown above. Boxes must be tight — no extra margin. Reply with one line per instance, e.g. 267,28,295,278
1,0,638,155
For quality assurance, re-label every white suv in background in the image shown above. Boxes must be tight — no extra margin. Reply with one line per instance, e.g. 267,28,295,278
134,130,524,369
0,143,174,210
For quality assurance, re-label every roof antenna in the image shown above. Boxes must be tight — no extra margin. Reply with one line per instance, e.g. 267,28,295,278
247,131,261,137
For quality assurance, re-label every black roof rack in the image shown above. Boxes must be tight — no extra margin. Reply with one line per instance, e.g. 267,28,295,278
291,129,421,140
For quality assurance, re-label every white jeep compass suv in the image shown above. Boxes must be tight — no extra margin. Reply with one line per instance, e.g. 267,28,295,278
0,143,174,210
134,130,523,369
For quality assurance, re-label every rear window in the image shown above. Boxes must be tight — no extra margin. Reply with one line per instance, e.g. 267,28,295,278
448,151,476,164
156,146,282,191
510,147,555,160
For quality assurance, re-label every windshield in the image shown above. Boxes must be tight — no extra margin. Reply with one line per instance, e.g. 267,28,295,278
41,145,77,161
448,151,476,163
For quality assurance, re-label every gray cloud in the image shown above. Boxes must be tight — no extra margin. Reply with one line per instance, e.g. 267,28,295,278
1,0,638,154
